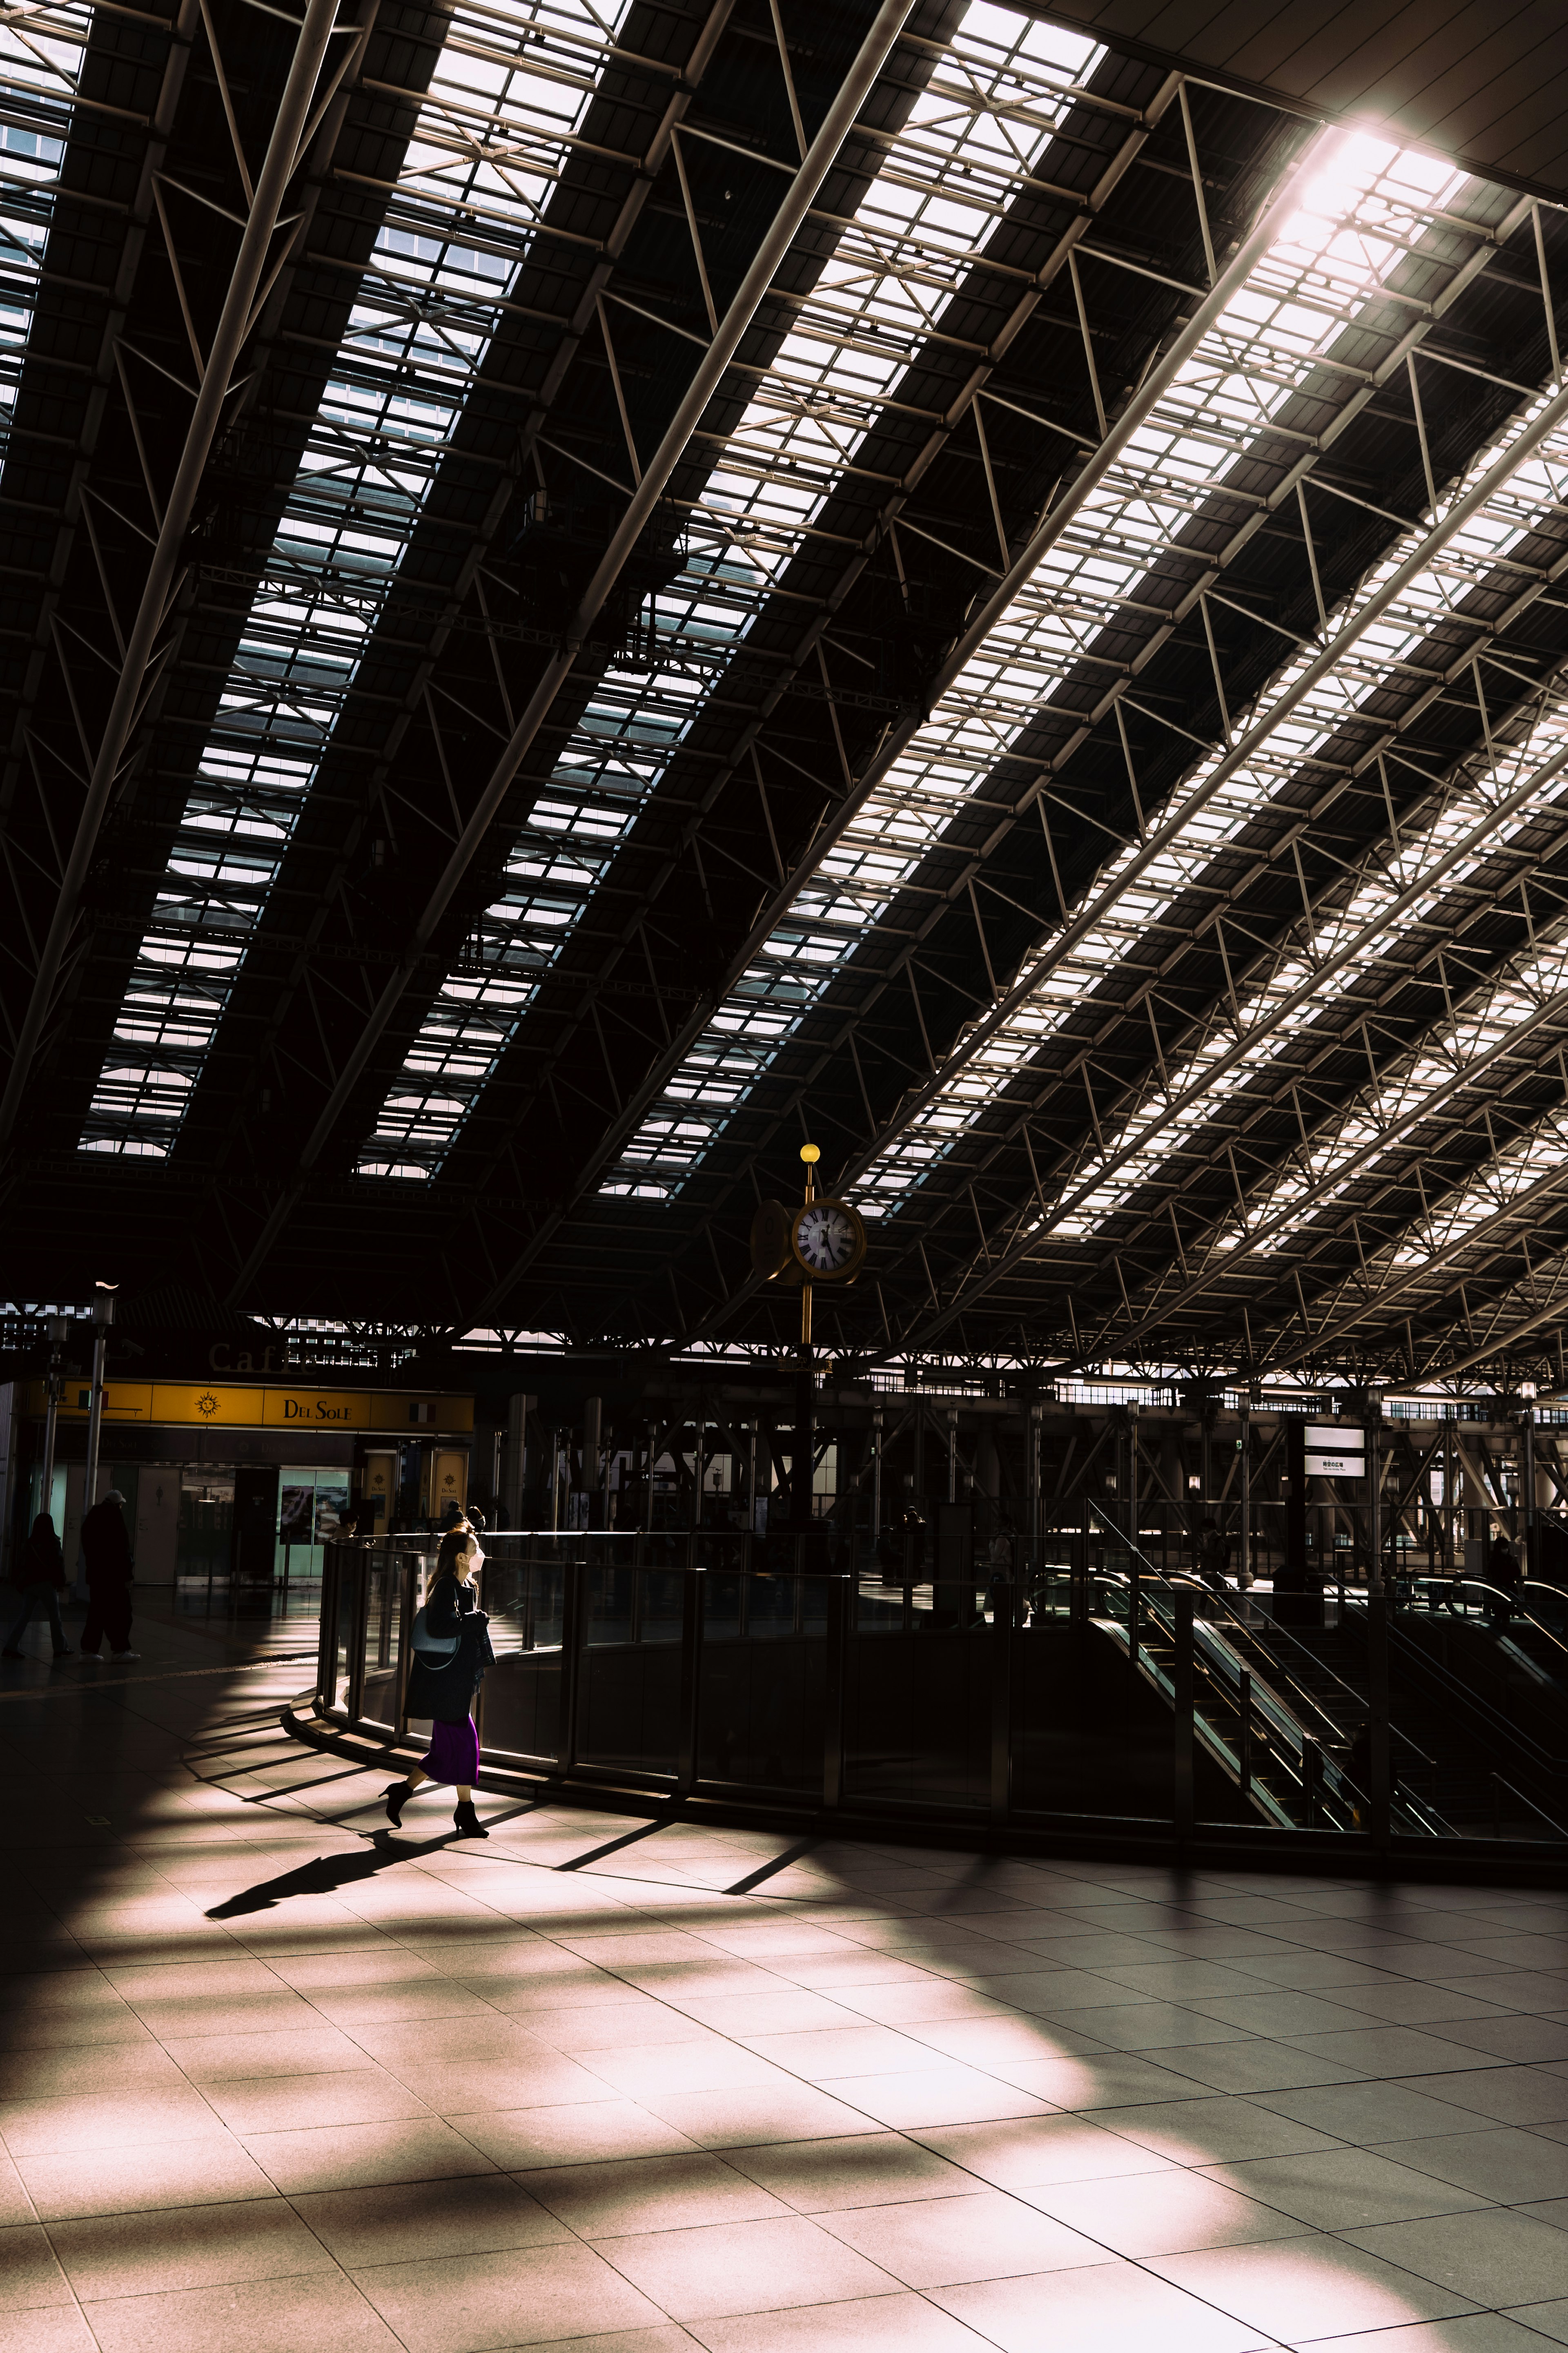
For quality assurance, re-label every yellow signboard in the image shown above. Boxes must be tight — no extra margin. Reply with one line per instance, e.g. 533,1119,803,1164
23,1381,472,1434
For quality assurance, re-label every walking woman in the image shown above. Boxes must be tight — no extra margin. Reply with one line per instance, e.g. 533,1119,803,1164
384,1520,493,1838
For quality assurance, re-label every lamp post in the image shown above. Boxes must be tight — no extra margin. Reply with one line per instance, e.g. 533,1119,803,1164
81,1285,116,1529
38,1314,69,1529
795,1145,819,1531
1520,1380,1538,1574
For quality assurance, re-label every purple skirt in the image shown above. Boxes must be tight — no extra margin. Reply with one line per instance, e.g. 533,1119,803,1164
421,1715,479,1785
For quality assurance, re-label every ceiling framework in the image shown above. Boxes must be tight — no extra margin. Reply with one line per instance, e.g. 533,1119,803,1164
2,0,1568,1393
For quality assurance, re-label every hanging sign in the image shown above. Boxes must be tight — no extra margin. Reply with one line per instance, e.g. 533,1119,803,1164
1304,1423,1365,1479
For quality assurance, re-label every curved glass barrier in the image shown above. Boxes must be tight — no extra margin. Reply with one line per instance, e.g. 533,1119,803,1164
314,1528,1567,1853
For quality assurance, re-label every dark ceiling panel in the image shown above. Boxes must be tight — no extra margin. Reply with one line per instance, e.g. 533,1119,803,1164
1031,1,1568,199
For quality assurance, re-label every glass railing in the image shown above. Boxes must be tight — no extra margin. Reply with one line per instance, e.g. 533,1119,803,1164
313,1527,1564,1851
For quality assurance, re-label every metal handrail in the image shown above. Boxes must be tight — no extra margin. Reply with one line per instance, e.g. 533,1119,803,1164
1091,1566,1451,1837
1415,1576,1568,1673
1087,1504,1434,1764
1492,1772,1568,1841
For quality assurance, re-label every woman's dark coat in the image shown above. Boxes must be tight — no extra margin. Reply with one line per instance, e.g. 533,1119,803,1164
405,1575,493,1722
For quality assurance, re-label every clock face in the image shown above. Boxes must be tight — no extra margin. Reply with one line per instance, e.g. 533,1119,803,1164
793,1201,860,1275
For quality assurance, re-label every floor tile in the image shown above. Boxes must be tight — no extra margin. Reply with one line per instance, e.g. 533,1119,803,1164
1392,2070,1568,2127
0,2222,73,2308
819,2066,1053,2130
200,2066,431,2134
1150,2235,1477,2339
497,2332,697,2353
163,2024,376,2081
584,2044,788,2099
986,2051,1205,2108
0,2084,229,2157
912,2112,1177,2188
1283,2027,1512,2076
1102,2094,1340,2163
0,2043,187,2101
818,2187,1107,2285
294,2174,569,2266
637,2084,879,2150
723,2131,975,2212
1258,2083,1481,2143
0,2308,99,2353
523,2152,789,2237
1381,2126,1568,2203
13,2137,279,2220
1143,2039,1369,2095
1286,2318,1568,2351
1500,2301,1568,2344
241,2114,498,2193
737,2025,953,2081
460,2100,700,2168
932,2257,1265,2351
1214,2146,1491,2229
1026,2166,1298,2255
686,2291,997,2353
354,2239,666,2351
592,2212,898,2321
80,2270,402,2353
1343,2208,1568,2306
49,2197,334,2300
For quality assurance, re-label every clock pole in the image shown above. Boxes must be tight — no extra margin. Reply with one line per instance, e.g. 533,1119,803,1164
795,1144,817,1530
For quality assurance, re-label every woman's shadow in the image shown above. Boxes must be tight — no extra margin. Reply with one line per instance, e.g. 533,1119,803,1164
205,1827,461,1917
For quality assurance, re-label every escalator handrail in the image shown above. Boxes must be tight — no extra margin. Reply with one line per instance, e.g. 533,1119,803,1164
1343,1593,1568,1774
1093,1572,1451,1836
1418,1576,1568,1674
1087,1505,1433,1764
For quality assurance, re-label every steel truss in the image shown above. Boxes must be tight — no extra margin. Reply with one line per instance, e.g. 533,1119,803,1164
887,442,1568,1359
4,0,1568,1370
457,80,1568,1349
0,0,357,1146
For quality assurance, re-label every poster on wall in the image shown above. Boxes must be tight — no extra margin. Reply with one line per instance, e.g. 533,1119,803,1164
314,1478,351,1542
278,1484,315,1547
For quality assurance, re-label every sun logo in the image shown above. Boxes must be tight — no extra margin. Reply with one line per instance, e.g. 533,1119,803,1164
197,1391,219,1418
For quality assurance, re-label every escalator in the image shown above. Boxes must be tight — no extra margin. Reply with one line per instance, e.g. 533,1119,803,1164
1337,1577,1568,1838
1085,1512,1451,1837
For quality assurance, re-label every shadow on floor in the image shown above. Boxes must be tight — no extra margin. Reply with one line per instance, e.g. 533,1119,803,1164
205,1829,453,1914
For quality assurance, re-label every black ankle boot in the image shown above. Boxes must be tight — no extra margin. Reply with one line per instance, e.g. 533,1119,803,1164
452,1798,488,1838
383,1780,409,1828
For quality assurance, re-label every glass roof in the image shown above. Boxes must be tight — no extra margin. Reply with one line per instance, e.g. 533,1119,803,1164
623,130,1523,1221
362,2,1112,1180
0,4,86,468
45,0,1564,1378
79,0,638,1156
959,374,1568,1280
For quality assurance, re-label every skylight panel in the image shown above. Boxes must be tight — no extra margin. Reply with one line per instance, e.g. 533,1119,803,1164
352,2,1112,1187
78,0,639,1159
617,129,1510,1208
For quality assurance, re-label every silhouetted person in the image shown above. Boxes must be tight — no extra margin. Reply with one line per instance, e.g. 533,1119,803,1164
4,1513,69,1660
1346,1717,1397,1828
79,1489,137,1660
1487,1535,1520,1629
1198,1520,1230,1593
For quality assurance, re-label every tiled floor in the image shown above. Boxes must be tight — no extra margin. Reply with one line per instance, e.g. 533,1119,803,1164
2,1608,1568,2351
